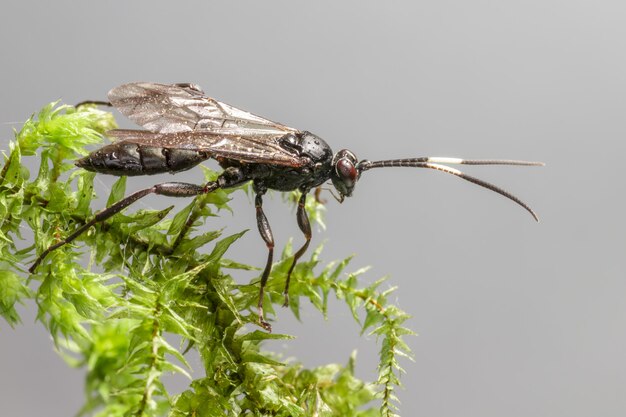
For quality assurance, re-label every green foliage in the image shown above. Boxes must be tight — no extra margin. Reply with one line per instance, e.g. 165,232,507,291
0,102,414,416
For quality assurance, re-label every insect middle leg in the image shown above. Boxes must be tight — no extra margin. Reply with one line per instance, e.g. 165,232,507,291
283,191,312,307
29,181,220,273
254,188,275,332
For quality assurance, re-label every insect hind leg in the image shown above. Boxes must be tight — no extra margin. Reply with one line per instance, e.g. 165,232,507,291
173,83,204,94
284,191,311,307
29,180,220,273
254,189,275,332
74,100,112,108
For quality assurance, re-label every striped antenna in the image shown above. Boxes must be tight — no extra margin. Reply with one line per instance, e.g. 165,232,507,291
356,157,543,221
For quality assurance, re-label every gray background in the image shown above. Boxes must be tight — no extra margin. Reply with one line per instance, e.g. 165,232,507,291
1,1,625,416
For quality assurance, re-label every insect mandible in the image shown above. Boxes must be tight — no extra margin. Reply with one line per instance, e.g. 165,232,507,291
29,82,543,331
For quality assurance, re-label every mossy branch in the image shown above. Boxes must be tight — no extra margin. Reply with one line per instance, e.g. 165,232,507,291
0,102,414,416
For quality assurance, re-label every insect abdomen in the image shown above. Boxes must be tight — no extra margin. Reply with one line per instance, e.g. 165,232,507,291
76,141,209,176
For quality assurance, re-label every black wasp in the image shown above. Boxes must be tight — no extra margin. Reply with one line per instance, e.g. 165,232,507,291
30,82,542,331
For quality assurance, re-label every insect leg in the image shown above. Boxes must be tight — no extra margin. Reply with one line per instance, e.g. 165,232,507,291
314,186,327,204
74,100,112,108
254,190,275,332
284,191,311,307
29,181,219,273
173,83,204,93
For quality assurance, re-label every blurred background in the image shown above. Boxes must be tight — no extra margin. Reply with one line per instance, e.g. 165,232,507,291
1,1,625,416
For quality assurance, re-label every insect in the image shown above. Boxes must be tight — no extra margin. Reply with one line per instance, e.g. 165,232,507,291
29,82,543,331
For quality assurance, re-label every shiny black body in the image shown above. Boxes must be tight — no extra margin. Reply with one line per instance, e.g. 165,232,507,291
78,141,210,176
78,130,334,190
77,130,334,193
217,132,334,192
31,82,542,332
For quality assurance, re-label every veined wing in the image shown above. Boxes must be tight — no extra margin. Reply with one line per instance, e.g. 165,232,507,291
108,82,298,135
106,129,305,167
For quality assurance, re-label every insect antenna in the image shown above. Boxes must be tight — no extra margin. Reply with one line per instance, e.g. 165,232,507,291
356,158,543,221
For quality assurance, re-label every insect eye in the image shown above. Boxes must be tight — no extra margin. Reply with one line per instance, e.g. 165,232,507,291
337,158,357,183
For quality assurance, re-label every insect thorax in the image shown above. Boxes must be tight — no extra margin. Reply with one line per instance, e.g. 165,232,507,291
218,131,334,192
262,131,333,191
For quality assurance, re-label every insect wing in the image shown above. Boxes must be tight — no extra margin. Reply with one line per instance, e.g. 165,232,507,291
106,129,305,167
108,82,298,135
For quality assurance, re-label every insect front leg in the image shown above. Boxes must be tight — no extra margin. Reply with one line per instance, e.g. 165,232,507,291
284,191,312,307
314,186,327,204
29,181,221,273
254,187,275,332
